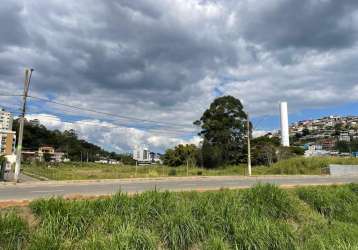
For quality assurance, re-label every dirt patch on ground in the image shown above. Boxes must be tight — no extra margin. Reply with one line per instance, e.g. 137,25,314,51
0,200,30,209
18,206,38,229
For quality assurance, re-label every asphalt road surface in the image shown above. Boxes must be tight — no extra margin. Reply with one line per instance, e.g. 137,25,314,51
1,175,358,201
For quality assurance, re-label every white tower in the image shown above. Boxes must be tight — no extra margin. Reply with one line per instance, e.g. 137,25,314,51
280,102,290,147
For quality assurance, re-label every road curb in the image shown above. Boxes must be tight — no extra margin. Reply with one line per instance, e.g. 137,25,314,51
0,181,351,207
0,174,336,187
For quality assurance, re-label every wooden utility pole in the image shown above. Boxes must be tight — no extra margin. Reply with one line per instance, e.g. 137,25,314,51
14,68,34,182
247,115,252,176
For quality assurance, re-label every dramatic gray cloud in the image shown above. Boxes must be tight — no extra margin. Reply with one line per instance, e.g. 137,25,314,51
1,0,358,152
240,0,358,50
0,1,28,52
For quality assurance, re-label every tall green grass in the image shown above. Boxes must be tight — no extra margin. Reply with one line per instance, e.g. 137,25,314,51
297,184,358,224
3,184,358,249
24,157,358,181
255,157,358,175
0,212,28,250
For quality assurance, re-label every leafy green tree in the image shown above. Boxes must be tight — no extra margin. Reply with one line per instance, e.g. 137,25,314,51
302,128,310,136
251,136,280,166
335,140,358,153
0,156,6,180
13,119,115,162
289,146,305,156
162,144,199,167
194,96,249,168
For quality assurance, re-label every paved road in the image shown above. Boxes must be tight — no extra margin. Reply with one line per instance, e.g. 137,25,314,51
3,172,40,183
1,175,358,201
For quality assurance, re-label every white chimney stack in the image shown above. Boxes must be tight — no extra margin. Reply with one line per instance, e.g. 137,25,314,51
280,102,290,147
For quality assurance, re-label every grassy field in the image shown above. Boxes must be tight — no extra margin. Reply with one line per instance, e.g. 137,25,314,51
1,184,358,249
22,157,358,181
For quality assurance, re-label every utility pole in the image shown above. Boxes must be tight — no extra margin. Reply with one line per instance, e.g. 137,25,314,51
135,160,138,177
14,68,34,182
186,158,189,176
247,114,252,176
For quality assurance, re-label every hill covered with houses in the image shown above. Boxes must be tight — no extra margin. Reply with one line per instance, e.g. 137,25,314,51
289,115,358,155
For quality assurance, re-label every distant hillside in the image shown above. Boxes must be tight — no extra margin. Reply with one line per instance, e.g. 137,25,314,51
289,115,358,152
12,119,133,163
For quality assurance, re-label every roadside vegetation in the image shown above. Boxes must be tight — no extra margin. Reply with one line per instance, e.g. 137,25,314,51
22,157,358,181
1,184,358,249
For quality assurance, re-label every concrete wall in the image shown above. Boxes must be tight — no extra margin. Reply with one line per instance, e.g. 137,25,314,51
329,164,358,176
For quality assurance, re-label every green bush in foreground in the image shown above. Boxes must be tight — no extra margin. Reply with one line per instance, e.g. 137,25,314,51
3,184,358,249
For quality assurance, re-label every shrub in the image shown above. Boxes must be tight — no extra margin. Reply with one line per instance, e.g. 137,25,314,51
168,168,177,176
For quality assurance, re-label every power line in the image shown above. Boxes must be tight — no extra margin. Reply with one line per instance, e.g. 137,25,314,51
24,112,196,137
0,93,24,97
0,93,197,134
24,103,197,134
27,95,194,128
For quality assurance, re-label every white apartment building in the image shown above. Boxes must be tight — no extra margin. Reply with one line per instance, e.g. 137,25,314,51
0,108,13,130
0,130,16,155
133,146,151,163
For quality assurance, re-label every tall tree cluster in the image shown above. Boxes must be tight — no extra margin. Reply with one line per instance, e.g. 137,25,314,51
194,96,249,168
162,96,304,168
12,119,131,163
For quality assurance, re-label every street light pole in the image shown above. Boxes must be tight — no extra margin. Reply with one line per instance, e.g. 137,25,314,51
14,68,34,182
247,114,252,176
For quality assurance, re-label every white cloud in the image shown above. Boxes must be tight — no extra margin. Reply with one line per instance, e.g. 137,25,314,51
25,113,201,152
2,0,358,151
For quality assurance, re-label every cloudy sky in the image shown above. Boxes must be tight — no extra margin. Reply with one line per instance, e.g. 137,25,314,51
1,0,358,152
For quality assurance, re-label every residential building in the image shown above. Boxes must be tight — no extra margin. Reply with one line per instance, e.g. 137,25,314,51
95,159,120,165
53,152,65,162
133,146,151,163
339,131,350,142
150,152,163,164
34,146,67,162
322,138,336,150
0,130,16,155
38,146,55,161
0,108,13,130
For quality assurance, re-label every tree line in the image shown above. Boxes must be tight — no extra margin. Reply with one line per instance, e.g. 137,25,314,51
13,119,134,164
162,96,304,168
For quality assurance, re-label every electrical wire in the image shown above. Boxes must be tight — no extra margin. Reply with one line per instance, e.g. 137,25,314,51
0,93,198,135
24,112,196,137
27,95,194,128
